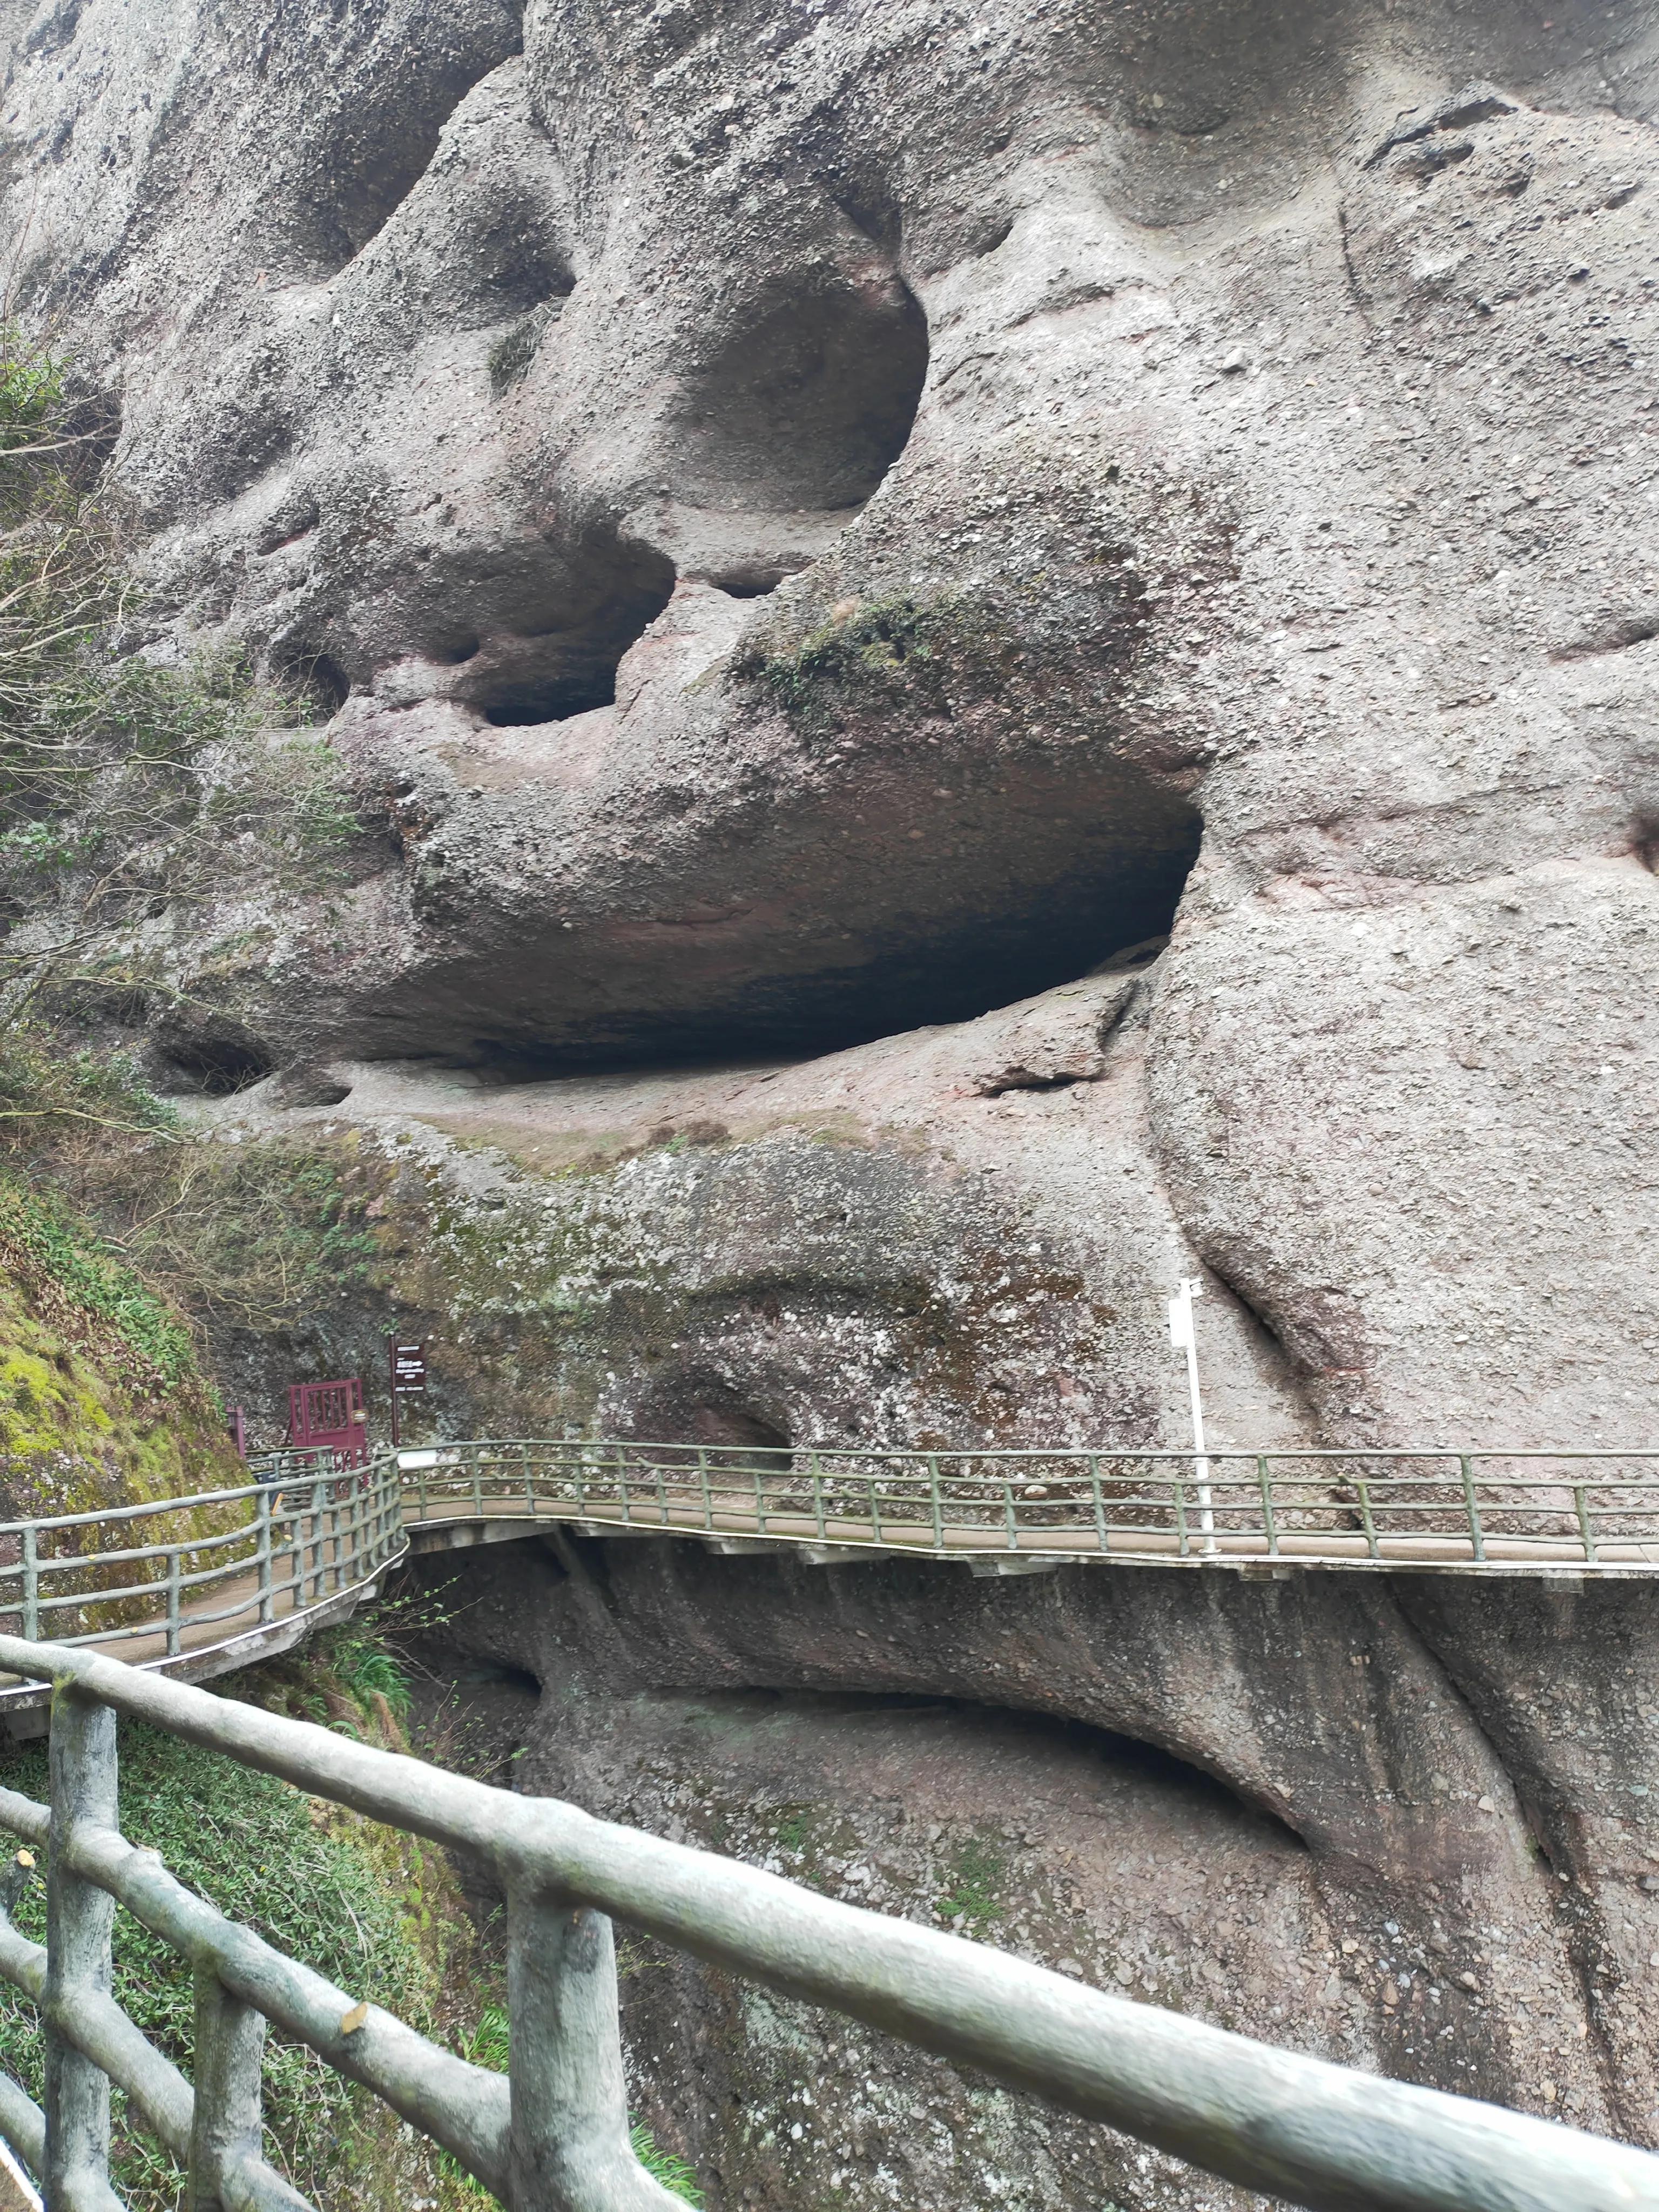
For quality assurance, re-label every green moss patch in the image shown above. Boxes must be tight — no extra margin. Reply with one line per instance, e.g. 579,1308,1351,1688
732,590,1002,734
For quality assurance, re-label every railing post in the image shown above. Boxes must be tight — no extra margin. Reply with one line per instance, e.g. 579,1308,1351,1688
307,1481,325,1606
811,1451,826,1542
1355,1476,1380,1561
256,1488,274,1627
1575,1483,1599,1566
1091,1454,1108,1556
166,1549,183,1657
1257,1455,1278,1558
1459,1454,1486,1563
44,1686,119,2212
929,1455,943,1552
187,1965,305,2212
21,1528,37,1642
697,1448,711,1533
506,1884,680,2210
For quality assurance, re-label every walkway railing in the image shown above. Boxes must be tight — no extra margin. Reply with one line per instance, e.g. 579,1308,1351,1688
0,1637,1654,2212
0,1438,1654,1732
0,1459,405,1722
398,1439,1659,1573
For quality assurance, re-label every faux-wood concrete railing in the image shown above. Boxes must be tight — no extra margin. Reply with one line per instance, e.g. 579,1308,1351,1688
0,1459,407,1728
0,1637,1656,2212
0,1460,404,1657
2,1440,1657,1731
397,1438,1659,1573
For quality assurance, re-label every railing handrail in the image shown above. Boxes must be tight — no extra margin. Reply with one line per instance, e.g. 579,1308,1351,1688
397,1440,1659,1461
0,1460,347,1541
0,1633,1656,2212
26,1437,1657,1549
0,1435,1656,1720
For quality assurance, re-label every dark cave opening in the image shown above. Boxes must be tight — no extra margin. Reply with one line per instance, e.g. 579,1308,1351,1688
709,571,787,600
467,788,1201,1077
157,1030,275,1096
269,639,350,718
671,265,929,514
480,668,621,726
463,542,678,729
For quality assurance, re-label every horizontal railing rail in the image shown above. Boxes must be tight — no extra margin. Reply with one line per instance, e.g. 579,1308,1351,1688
0,1637,1655,2211
394,1440,1659,1573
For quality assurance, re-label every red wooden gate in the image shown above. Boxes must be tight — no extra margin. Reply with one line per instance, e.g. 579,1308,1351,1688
286,1378,369,1468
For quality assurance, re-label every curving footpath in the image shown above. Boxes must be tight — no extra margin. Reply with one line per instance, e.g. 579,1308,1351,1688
0,1436,1656,1734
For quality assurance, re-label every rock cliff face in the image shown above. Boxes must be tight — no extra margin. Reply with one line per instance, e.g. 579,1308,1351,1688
5,0,1659,2201
5,0,1658,1443
412,1529,1659,2207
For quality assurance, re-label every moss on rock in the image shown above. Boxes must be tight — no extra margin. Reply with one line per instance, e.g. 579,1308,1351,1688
0,1181,236,1520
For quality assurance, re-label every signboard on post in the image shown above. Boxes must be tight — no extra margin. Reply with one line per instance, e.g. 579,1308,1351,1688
389,1341,427,1448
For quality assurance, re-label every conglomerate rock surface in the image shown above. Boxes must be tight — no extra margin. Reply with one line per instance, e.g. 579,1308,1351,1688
4,0,1659,2202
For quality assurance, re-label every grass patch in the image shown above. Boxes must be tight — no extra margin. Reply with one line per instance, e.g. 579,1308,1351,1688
731,588,1016,737
631,2123,704,2205
934,1833,1006,1936
0,1174,194,1392
773,1804,813,1854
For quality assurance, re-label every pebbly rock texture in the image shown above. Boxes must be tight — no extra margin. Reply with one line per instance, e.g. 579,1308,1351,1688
6,0,1659,2201
200,948,1316,1460
407,1527,1659,2207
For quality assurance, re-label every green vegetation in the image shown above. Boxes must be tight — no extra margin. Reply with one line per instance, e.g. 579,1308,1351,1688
0,1616,529,2209
0,1270,229,1519
432,2000,703,2206
773,1804,813,1854
0,1020,380,1340
0,1040,234,1511
0,1172,194,1391
0,320,362,1023
0,1032,178,1143
631,2123,704,2204
89,1137,381,1333
934,1834,1006,1936
733,589,1007,735
0,324,377,1495
0,1722,460,2210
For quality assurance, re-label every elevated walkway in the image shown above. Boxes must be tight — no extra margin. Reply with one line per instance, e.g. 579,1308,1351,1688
0,1437,1652,1730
